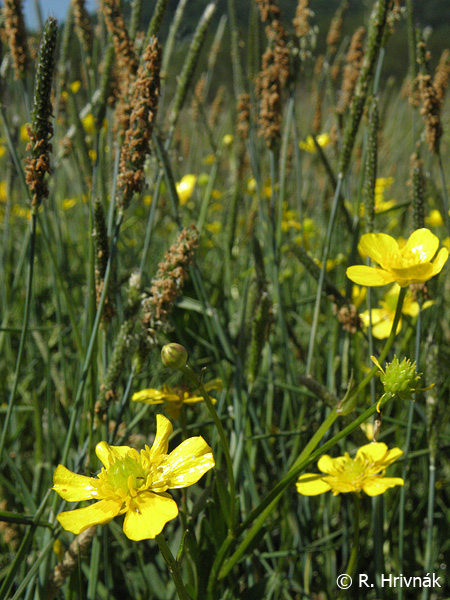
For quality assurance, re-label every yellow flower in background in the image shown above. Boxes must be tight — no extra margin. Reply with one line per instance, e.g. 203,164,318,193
202,154,215,165
70,80,81,94
132,379,222,419
360,283,433,339
375,176,394,201
62,198,77,210
206,221,222,235
296,442,403,497
12,206,31,219
351,285,366,309
425,209,443,227
53,414,214,540
176,174,197,205
0,143,5,158
20,124,30,142
281,202,301,232
247,178,257,194
360,177,396,216
144,195,153,206
246,177,273,198
299,132,330,153
223,134,234,146
81,113,95,135
0,181,7,203
313,253,345,272
347,228,448,287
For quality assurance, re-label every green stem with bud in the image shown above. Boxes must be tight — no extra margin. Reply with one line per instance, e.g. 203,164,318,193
180,364,236,532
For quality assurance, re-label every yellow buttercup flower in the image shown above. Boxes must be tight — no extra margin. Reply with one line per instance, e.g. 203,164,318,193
81,113,95,135
359,283,433,339
70,80,81,94
296,442,403,497
351,285,366,309
347,228,448,287
132,380,221,419
360,177,396,217
425,209,443,228
62,198,77,210
299,132,330,153
246,178,273,199
176,174,197,205
20,124,30,142
0,181,7,203
247,177,257,194
202,154,215,165
206,221,222,235
53,414,214,540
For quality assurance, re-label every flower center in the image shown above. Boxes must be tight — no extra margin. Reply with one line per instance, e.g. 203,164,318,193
339,458,366,483
106,454,147,493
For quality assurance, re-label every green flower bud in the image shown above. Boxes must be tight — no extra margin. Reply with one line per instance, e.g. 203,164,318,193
161,343,188,370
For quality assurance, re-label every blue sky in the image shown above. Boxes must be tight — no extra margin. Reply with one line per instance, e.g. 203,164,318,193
23,0,96,30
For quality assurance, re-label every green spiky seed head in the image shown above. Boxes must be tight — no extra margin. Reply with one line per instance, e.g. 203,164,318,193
380,356,422,401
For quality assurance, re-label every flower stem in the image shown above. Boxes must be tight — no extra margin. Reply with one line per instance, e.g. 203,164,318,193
338,494,361,600
398,302,421,600
180,365,236,531
155,534,190,600
345,286,407,405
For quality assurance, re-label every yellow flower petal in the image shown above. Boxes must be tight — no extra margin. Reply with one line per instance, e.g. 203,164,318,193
317,454,347,474
431,247,449,275
57,499,122,534
296,473,332,495
362,477,404,496
123,491,178,540
149,414,173,457
402,228,439,261
358,233,398,268
180,393,204,404
162,437,215,488
176,175,197,205
131,388,178,404
356,442,388,463
372,316,399,340
53,465,100,501
378,446,404,467
389,262,438,286
95,442,132,467
346,265,396,286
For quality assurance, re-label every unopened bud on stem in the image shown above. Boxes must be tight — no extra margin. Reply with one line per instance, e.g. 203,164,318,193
161,343,188,370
